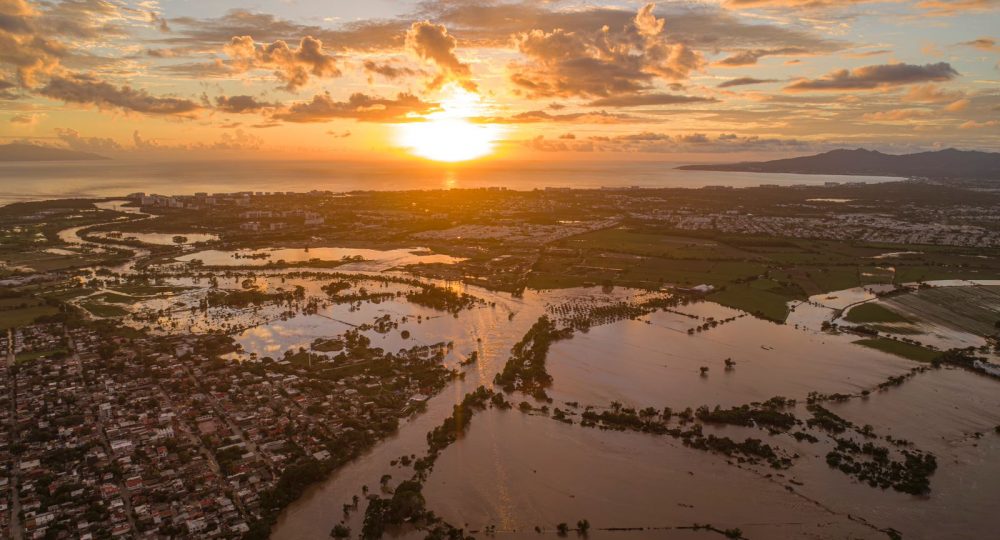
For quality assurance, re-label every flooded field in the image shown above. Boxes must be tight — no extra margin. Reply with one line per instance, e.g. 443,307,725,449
545,304,914,409
882,285,1000,339
260,280,1000,539
70,262,999,540
422,408,880,539
91,231,220,245
176,247,465,271
414,306,1000,540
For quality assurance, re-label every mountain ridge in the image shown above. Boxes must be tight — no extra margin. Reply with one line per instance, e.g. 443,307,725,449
678,148,1000,179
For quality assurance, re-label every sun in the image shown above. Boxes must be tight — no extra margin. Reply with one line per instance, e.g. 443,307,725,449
396,85,502,162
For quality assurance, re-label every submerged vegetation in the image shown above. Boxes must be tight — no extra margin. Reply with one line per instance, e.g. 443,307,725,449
494,316,573,399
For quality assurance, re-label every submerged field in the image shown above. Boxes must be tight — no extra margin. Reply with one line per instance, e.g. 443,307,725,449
256,279,1000,540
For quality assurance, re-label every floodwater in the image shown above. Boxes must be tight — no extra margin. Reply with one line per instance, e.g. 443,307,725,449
106,265,1000,540
417,306,1000,540
176,247,464,271
90,231,219,245
269,286,641,540
269,282,1000,540
422,408,879,539
545,303,914,409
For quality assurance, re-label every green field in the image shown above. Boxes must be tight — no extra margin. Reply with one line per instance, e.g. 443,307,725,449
81,301,129,318
708,280,799,322
0,304,59,330
522,223,1000,325
853,338,940,363
844,303,911,324
15,347,68,364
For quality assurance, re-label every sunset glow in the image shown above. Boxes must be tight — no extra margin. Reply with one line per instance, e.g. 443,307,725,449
0,1,997,160
395,86,503,162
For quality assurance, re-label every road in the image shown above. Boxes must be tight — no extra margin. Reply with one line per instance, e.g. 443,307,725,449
66,330,140,537
6,329,22,540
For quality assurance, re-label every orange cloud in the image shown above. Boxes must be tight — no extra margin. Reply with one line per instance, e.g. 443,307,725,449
39,74,201,116
786,62,958,91
224,35,340,91
862,108,931,121
405,21,476,91
509,3,703,98
273,92,438,123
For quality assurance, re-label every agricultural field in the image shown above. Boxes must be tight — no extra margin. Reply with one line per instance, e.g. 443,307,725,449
844,302,911,324
882,285,1000,338
853,337,943,362
529,227,1000,322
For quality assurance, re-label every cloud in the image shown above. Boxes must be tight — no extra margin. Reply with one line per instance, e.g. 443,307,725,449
224,35,340,90
209,128,263,150
902,84,964,103
916,0,1000,16
723,0,875,7
9,112,42,125
943,98,969,112
405,21,475,90
132,128,264,151
159,2,842,62
785,62,958,91
718,77,779,88
586,93,718,107
165,9,407,52
420,1,840,51
0,0,65,86
215,95,275,114
0,78,19,99
716,47,808,67
274,92,438,123
362,59,424,82
55,127,122,152
958,37,998,51
959,119,999,129
38,74,201,115
846,49,892,58
156,60,235,78
484,110,638,124
509,3,704,99
862,108,932,122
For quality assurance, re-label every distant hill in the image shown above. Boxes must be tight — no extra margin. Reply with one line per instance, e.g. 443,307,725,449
678,148,1000,179
0,143,109,162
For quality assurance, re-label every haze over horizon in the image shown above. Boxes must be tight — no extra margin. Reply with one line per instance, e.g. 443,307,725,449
1,0,998,164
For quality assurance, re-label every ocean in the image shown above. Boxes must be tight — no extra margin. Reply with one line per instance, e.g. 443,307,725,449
0,159,901,205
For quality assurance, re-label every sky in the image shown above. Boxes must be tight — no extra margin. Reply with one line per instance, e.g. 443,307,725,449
1,0,998,163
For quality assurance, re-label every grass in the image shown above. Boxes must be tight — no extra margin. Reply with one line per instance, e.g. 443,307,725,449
853,338,940,363
81,301,128,318
564,229,752,259
15,347,68,365
844,303,911,324
41,288,95,302
709,283,794,322
526,229,1000,326
0,304,59,330
94,292,136,304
